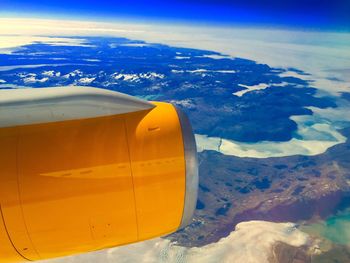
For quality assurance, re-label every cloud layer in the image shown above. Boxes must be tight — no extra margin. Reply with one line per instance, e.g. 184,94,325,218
40,221,309,263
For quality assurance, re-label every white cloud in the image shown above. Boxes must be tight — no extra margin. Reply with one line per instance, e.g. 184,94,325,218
42,70,61,77
187,69,208,73
175,56,190,59
109,43,150,48
176,69,236,74
171,69,185,73
21,73,49,84
82,58,101,62
199,54,229,59
78,77,95,84
169,99,195,109
0,35,93,54
63,70,83,79
112,72,165,82
233,82,289,97
113,73,139,81
139,72,165,79
234,83,269,97
215,70,236,73
0,64,59,71
39,221,309,263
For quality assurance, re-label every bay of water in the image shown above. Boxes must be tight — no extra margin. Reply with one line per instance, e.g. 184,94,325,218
301,208,350,245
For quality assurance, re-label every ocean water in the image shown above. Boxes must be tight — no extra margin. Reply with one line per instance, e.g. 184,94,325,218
301,208,350,245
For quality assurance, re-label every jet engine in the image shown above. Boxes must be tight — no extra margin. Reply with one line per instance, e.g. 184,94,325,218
0,87,198,262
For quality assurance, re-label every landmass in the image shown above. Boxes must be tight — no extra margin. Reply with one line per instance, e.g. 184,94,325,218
0,36,336,143
169,127,350,248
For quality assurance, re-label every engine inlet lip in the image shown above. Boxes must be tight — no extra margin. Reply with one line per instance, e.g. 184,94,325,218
174,106,199,230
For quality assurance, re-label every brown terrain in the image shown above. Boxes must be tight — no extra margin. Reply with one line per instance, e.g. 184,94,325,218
269,242,311,263
269,241,350,263
168,127,350,249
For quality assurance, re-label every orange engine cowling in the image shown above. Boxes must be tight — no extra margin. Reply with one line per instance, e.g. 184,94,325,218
0,101,198,262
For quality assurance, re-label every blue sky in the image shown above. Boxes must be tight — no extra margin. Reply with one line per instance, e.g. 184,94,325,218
1,0,349,31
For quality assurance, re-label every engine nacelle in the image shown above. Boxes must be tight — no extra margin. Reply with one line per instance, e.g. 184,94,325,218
0,88,198,262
